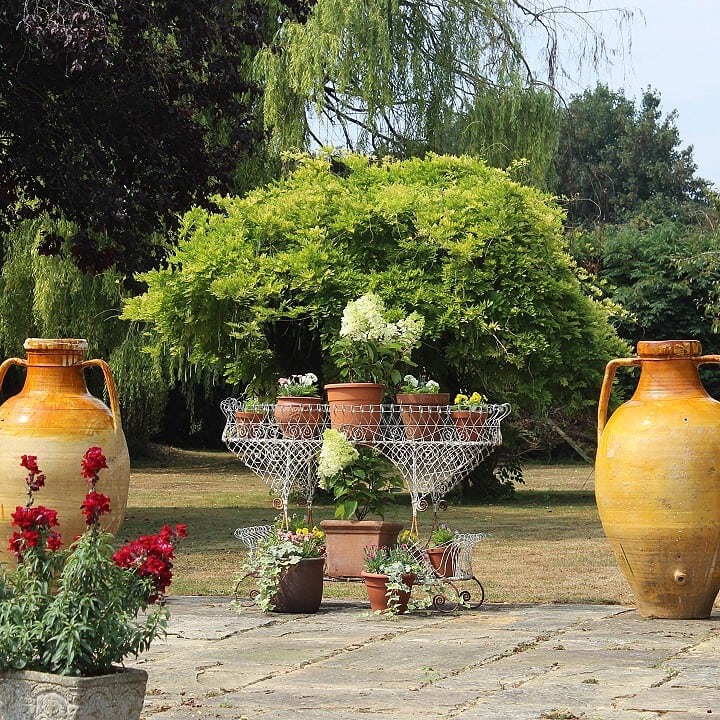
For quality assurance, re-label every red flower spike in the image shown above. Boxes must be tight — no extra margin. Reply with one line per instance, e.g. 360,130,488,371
81,446,108,481
20,455,40,474
80,491,111,526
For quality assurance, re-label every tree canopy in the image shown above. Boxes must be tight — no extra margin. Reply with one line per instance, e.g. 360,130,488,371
123,153,628,418
554,84,710,226
0,0,290,273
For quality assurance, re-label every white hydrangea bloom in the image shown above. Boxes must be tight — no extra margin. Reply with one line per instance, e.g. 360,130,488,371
339,293,388,341
396,312,425,348
403,374,419,388
317,429,359,485
425,379,440,392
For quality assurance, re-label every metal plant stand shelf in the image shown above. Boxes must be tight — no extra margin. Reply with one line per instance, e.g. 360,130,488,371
221,398,511,531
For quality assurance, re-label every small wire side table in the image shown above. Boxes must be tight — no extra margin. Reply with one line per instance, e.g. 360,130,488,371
221,399,511,531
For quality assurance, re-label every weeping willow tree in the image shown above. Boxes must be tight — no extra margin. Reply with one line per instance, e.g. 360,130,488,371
0,217,167,453
257,0,633,178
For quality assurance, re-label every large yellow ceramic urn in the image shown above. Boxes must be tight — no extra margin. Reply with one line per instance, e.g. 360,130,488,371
595,340,720,618
0,339,130,563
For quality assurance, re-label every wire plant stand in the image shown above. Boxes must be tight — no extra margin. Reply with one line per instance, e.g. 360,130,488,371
221,399,511,531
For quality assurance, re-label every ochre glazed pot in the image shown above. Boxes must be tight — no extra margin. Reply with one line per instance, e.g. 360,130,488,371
595,340,720,618
0,339,130,562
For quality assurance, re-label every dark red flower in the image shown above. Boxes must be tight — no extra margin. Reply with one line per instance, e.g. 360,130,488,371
27,473,46,492
81,446,108,484
20,455,40,474
45,532,63,551
80,491,111,526
11,505,59,531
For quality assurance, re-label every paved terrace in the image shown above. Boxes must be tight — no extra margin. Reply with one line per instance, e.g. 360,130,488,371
137,597,720,720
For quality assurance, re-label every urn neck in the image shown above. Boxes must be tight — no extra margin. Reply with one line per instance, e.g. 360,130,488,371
22,338,90,395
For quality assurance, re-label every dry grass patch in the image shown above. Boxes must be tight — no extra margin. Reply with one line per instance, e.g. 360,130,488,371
124,449,632,604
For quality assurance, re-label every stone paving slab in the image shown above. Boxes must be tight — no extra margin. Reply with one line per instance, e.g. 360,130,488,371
136,597,720,720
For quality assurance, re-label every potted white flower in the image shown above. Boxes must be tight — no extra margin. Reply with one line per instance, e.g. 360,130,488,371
395,374,450,440
324,293,424,441
317,428,404,578
273,372,324,438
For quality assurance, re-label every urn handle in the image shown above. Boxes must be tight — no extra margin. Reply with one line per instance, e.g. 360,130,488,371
0,358,27,401
597,358,641,442
696,355,720,367
81,359,122,432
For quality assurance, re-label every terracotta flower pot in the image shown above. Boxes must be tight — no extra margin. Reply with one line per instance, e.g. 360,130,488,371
396,392,450,440
320,519,404,579
596,340,720,619
361,571,416,613
0,339,130,565
450,409,488,442
273,396,324,439
324,383,384,442
272,556,325,613
426,546,455,578
234,410,266,438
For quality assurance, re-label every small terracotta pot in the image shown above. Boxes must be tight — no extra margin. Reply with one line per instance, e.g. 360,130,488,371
272,556,325,613
234,410,265,438
324,383,384,442
361,571,416,613
320,520,404,579
426,546,455,578
451,409,488,441
396,393,450,440
273,396,324,439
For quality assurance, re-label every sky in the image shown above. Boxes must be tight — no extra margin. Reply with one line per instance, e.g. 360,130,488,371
564,0,720,189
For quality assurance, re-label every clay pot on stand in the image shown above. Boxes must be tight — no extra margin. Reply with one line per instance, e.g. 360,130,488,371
396,393,450,440
450,409,488,441
426,546,455,578
0,338,130,564
272,557,325,613
320,519,404,579
595,339,720,619
273,397,324,439
234,410,266,438
361,571,416,613
324,383,384,442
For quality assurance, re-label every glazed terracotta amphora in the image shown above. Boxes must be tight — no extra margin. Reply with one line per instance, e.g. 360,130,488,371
0,339,130,562
595,340,720,618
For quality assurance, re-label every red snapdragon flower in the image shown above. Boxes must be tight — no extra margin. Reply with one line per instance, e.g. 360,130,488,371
80,491,111,526
81,446,108,486
11,505,59,531
113,524,187,601
20,454,46,493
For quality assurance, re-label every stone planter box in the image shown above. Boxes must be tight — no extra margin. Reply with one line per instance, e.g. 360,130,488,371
0,666,148,720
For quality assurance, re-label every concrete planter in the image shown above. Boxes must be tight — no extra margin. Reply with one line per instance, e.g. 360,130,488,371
0,666,148,720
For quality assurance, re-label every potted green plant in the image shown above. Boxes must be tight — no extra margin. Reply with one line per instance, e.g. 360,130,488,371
324,293,424,441
451,391,489,441
0,448,186,720
426,523,457,578
274,372,324,438
317,428,404,578
234,396,267,438
395,374,450,440
238,521,326,613
361,543,438,614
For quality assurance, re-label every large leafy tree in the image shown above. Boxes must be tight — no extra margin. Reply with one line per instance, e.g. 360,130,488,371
123,153,628,419
0,0,292,274
257,0,631,160
554,84,710,226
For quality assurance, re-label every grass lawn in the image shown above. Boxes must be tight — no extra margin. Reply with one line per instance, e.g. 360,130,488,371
120,447,635,606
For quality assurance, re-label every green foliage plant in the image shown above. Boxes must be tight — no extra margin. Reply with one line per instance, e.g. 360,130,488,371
0,449,186,676
363,543,439,614
329,293,424,384
235,522,326,613
317,429,403,520
428,523,455,547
